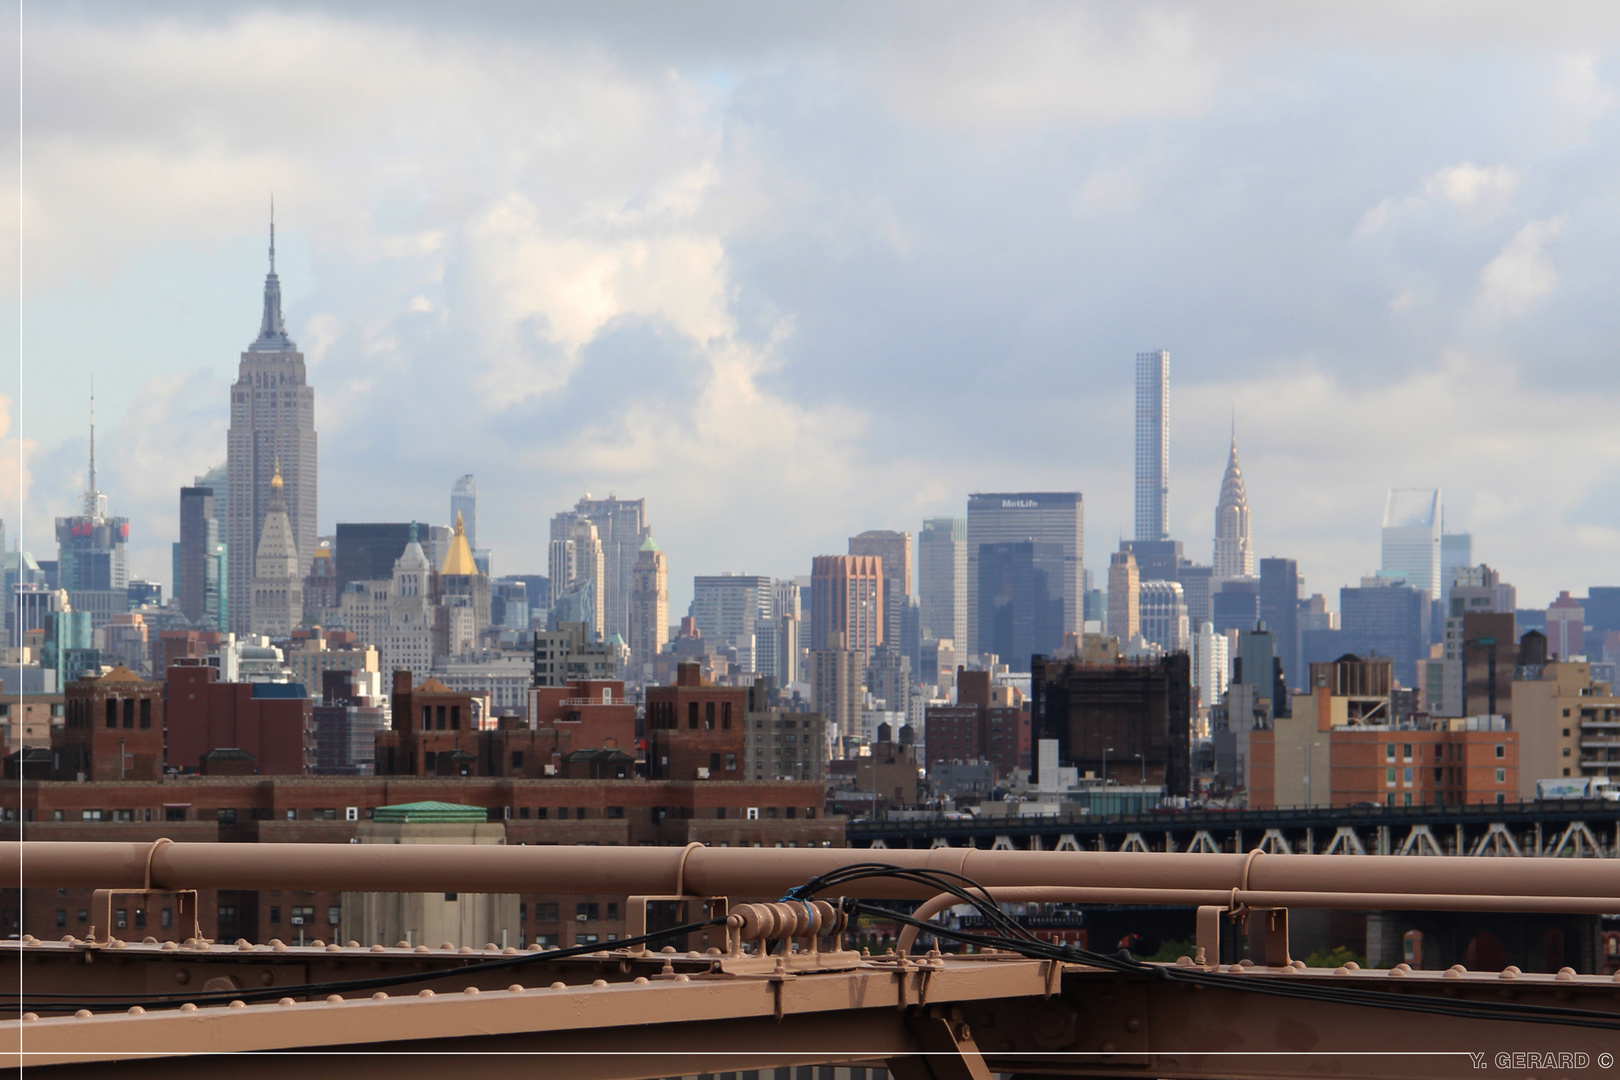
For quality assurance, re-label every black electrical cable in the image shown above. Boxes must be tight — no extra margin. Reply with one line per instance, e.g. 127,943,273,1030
859,899,1620,1033
11,915,729,1014
779,861,1620,1034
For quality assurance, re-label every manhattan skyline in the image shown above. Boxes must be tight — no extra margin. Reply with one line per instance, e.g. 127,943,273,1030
7,4,1620,616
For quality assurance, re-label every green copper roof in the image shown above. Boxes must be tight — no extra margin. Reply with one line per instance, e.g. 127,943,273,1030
639,535,660,552
372,801,487,823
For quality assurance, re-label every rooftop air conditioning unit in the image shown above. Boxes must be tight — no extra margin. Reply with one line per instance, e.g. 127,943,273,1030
544,764,558,776
576,914,589,922
696,767,710,779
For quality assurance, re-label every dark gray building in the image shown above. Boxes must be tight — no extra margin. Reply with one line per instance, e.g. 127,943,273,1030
966,492,1083,660
976,541,1066,670
334,523,415,592
1260,557,1301,689
1340,579,1430,689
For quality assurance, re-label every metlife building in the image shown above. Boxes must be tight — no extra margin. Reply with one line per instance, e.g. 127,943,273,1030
965,492,1083,665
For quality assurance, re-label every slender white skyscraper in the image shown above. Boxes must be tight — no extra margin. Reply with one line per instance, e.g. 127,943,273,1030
227,210,317,635
1212,425,1255,580
1135,350,1170,542
450,475,478,551
1381,489,1442,597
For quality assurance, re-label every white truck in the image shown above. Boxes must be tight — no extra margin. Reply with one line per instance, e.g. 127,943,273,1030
1535,777,1620,800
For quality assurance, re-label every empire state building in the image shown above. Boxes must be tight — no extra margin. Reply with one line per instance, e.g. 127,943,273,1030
226,215,317,635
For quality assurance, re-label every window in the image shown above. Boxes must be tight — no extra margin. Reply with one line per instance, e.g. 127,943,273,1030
1385,794,1394,807
1495,768,1506,784
1496,793,1506,805
161,909,172,929
55,910,66,928
216,808,237,825
51,810,63,822
1563,748,1572,757
535,807,547,819
82,809,103,821
1495,744,1506,759
710,752,721,772
557,807,569,820
576,903,599,922
705,702,715,730
135,910,146,929
512,752,524,769
270,906,281,924
106,699,116,728
314,808,337,820
124,699,134,728
1385,743,1396,761
606,902,619,921
113,809,134,822
165,807,187,822
689,703,699,729
605,806,624,819
722,702,731,730
1403,767,1413,785
716,807,727,820
577,934,599,945
139,699,151,729
328,907,342,926
1402,744,1412,761
747,807,760,820
1563,729,1571,737
725,754,737,771
1386,768,1395,785
450,706,460,731
533,934,558,948
443,894,458,903
290,906,314,925
534,903,559,921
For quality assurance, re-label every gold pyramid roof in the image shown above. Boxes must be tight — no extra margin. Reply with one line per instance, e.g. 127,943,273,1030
440,511,479,576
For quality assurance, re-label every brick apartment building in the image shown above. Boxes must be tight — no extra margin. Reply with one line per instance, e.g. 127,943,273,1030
166,661,312,775
54,666,166,782
0,775,839,948
922,669,1031,778
644,663,747,781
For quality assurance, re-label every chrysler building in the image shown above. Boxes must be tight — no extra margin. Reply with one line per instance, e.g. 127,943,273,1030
1212,423,1254,581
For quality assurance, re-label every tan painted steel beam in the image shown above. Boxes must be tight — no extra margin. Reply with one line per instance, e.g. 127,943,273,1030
8,840,1620,902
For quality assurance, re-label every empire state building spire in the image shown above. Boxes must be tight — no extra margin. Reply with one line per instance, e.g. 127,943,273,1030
250,201,295,352
1213,420,1254,580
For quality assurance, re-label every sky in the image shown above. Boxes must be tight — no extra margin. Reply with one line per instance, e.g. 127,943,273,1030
6,2,1620,618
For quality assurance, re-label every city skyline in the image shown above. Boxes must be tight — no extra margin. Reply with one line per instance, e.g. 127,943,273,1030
8,5,1620,617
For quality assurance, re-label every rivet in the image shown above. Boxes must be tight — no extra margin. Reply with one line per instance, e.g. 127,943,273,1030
418,989,435,998
235,939,250,947
674,974,690,982
550,982,567,990
1343,962,1360,970
325,995,343,1004
272,943,287,953
268,939,285,948
634,976,649,985
507,983,525,993
326,945,342,953
21,935,35,944
1500,966,1520,980
228,1000,246,1009
1125,1018,1141,1032
1557,967,1576,982
179,1003,198,1012
161,942,178,951
22,1013,37,1022
238,942,255,952
414,946,430,954
127,1006,145,1016
372,992,389,1000
143,937,158,945
61,935,76,944
393,941,409,949
463,987,480,996
1334,966,1349,975
661,946,677,954
458,946,473,954
440,943,455,951
369,945,386,953
591,980,608,988
526,943,543,951
503,947,518,955
311,940,326,948
484,943,498,952
1100,1040,1117,1053
74,1009,92,1019
279,998,296,1007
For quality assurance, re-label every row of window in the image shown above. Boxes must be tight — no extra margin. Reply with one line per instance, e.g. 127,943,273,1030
28,804,814,823
1385,766,1508,786
1384,742,1507,762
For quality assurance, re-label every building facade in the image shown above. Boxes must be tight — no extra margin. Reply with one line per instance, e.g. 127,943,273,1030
1380,488,1441,598
227,217,318,635
965,493,1083,660
809,556,884,663
249,464,304,639
848,530,912,654
1134,350,1170,543
1212,429,1254,581
917,517,967,652
627,538,668,680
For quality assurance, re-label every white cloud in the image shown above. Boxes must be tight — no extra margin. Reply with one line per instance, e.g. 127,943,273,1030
1357,162,1519,236
1475,216,1566,318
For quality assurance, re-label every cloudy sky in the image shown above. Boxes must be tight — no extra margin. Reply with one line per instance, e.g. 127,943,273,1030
6,2,1620,616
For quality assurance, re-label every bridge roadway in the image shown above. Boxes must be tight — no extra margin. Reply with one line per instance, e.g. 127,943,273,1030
847,799,1620,857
